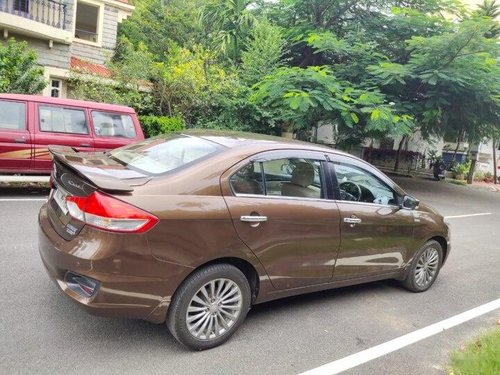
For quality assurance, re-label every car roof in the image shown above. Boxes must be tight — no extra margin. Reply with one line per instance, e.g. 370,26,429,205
0,94,135,113
181,129,350,156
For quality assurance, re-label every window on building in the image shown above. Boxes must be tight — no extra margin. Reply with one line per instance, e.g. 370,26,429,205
0,101,26,130
13,0,30,13
75,1,99,42
92,112,137,138
39,106,88,135
50,79,61,98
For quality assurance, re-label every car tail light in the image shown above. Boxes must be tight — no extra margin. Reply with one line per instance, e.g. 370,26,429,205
66,191,158,233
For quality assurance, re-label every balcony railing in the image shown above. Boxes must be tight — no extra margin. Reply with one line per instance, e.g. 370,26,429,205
74,28,98,43
0,0,67,30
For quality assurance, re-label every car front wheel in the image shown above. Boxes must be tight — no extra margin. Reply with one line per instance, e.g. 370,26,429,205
402,240,443,292
167,263,251,350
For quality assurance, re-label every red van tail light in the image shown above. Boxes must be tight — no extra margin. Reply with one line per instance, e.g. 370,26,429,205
66,191,158,233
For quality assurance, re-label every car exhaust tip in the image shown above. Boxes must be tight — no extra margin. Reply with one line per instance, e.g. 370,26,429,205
64,272,99,298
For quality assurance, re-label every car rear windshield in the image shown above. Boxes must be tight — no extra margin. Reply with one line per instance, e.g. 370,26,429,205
108,135,223,175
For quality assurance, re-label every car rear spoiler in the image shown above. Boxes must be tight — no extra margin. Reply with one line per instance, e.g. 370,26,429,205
49,146,136,193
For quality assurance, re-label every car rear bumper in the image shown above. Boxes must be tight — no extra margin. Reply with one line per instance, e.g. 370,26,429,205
38,203,190,324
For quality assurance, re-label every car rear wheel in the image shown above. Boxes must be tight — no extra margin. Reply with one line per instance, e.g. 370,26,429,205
402,240,443,292
167,263,251,350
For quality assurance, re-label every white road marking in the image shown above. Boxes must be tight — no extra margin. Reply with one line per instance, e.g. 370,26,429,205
0,198,47,202
444,213,492,219
300,298,500,375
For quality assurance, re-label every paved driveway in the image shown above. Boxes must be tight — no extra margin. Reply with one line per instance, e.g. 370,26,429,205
0,178,498,374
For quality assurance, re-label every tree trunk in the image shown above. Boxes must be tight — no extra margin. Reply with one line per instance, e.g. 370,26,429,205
364,138,374,163
394,135,407,172
467,159,476,185
452,129,463,166
493,138,498,185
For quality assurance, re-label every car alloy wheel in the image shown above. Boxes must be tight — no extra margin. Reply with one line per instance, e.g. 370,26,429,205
402,240,443,292
414,247,439,288
167,263,251,350
186,278,243,340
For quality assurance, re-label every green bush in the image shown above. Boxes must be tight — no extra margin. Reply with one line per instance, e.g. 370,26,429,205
139,115,185,137
451,160,471,179
473,170,485,181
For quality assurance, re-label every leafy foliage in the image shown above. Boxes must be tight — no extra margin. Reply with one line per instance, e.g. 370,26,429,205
152,45,243,124
240,20,286,84
110,0,499,150
200,0,256,61
68,40,153,114
119,0,204,61
250,65,413,135
0,38,46,94
139,115,185,137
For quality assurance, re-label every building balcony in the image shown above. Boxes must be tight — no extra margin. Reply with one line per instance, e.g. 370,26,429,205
0,0,73,44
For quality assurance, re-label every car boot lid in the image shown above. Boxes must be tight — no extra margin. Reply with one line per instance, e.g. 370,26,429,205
49,145,150,192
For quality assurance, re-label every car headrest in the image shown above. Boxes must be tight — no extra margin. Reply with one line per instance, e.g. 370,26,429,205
291,162,314,187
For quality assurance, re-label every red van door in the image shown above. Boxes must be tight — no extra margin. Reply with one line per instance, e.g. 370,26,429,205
33,104,94,172
0,99,32,173
91,110,143,152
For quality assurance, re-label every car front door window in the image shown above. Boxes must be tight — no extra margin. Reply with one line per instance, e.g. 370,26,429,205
334,162,397,205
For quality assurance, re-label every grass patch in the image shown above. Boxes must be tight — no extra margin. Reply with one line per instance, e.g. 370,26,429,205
448,327,500,375
447,179,467,186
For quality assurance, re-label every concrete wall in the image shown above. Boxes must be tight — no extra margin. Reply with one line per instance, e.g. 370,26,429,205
4,33,71,70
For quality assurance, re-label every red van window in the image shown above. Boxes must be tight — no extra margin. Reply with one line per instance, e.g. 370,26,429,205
0,101,26,130
39,105,88,135
92,111,136,138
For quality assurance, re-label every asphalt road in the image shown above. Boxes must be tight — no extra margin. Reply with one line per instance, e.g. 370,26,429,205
0,178,498,375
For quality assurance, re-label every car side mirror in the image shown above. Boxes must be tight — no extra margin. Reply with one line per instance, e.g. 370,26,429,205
401,195,419,210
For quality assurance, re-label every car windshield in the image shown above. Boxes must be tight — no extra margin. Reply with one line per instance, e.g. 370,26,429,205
108,135,223,175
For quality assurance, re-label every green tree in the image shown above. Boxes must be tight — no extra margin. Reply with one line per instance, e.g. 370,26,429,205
200,0,256,61
119,0,204,61
250,66,412,136
152,45,243,124
240,20,286,84
0,38,46,94
69,41,154,114
368,18,500,171
474,1,500,41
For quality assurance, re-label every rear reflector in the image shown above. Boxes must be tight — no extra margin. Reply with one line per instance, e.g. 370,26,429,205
66,191,158,233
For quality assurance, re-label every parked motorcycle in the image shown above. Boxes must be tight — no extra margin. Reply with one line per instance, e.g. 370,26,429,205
433,160,446,180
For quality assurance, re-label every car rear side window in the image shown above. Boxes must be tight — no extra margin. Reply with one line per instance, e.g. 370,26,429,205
231,158,324,199
108,135,222,175
92,111,136,138
39,106,88,135
0,101,26,130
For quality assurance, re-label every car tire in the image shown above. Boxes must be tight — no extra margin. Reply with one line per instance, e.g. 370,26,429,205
166,263,251,350
402,240,443,293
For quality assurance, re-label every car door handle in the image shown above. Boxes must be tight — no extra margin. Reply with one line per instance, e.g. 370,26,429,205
80,143,91,147
14,137,27,143
344,217,362,224
240,215,268,223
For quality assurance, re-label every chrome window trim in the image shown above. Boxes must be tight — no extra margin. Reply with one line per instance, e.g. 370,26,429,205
232,192,333,203
331,199,401,209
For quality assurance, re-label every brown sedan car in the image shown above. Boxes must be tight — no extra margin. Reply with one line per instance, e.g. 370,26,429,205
39,131,450,350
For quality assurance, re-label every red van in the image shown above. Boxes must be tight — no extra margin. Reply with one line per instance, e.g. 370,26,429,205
0,94,144,174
